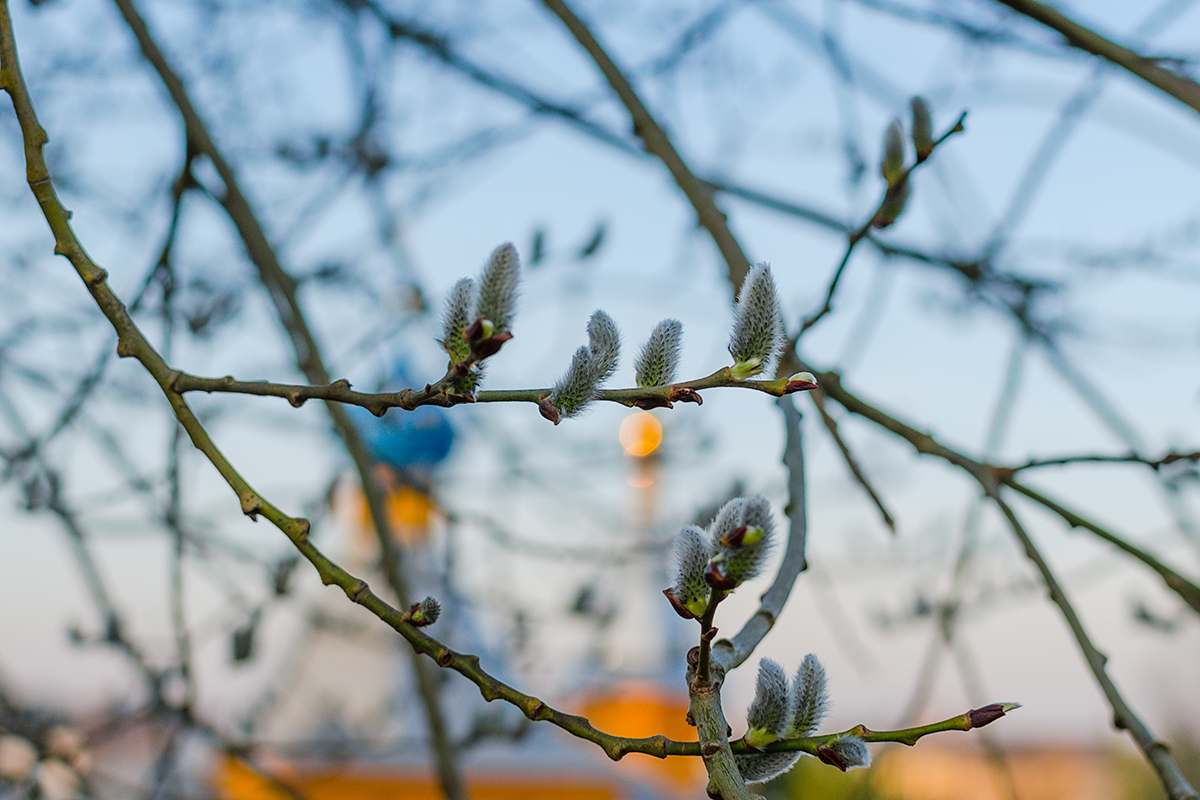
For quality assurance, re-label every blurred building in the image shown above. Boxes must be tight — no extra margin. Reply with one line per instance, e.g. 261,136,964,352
212,395,703,799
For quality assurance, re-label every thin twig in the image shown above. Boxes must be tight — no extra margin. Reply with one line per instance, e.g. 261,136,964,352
541,0,755,290
809,366,1200,800
993,0,1200,117
983,488,1199,800
1003,479,1200,616
1030,329,1200,548
811,389,896,533
168,365,816,414
1011,449,1200,473
104,1,466,794
800,111,968,333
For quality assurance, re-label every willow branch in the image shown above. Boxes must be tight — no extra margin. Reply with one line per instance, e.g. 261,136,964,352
800,111,967,333
692,688,757,799
983,489,1198,800
716,394,811,671
0,6,712,769
809,367,1199,800
1003,480,1200,616
741,702,1019,756
168,365,817,415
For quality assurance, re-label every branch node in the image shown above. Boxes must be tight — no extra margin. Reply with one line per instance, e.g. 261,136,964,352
240,496,263,521
669,386,702,405
115,337,137,359
816,744,848,771
538,395,561,425
633,395,673,410
82,265,107,287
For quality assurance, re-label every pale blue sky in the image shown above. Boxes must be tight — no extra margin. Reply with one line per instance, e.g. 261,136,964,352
1,0,1199,771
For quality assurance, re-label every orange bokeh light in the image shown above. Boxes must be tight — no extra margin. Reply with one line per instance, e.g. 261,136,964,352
619,412,662,457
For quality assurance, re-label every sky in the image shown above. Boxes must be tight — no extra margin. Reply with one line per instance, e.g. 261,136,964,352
2,0,1200,785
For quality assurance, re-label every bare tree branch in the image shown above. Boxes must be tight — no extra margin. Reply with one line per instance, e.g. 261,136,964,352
103,1,466,794
809,366,1200,800
541,0,755,289
993,0,1200,117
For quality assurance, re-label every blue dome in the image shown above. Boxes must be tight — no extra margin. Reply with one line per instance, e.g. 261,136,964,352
350,359,456,470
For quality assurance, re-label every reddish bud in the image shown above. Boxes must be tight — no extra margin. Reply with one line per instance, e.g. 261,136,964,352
634,395,674,410
783,372,818,394
662,587,697,620
816,745,848,772
669,387,703,405
721,524,749,548
471,331,512,360
968,702,1019,729
463,318,487,342
704,562,738,591
538,396,561,425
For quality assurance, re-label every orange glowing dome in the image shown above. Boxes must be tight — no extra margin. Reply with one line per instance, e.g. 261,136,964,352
348,465,436,548
578,682,702,796
619,412,662,458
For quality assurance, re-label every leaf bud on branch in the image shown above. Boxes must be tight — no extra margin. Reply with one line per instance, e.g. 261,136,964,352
910,96,934,162
880,118,907,187
437,243,523,395
403,596,442,627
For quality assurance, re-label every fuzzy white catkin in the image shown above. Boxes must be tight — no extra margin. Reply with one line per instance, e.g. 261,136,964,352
708,496,747,544
634,318,682,387
746,659,791,742
668,525,711,617
728,263,784,377
828,735,871,769
419,596,441,624
708,495,774,589
475,242,520,335
790,654,828,737
586,310,620,383
440,277,476,362
549,346,599,418
739,495,774,541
